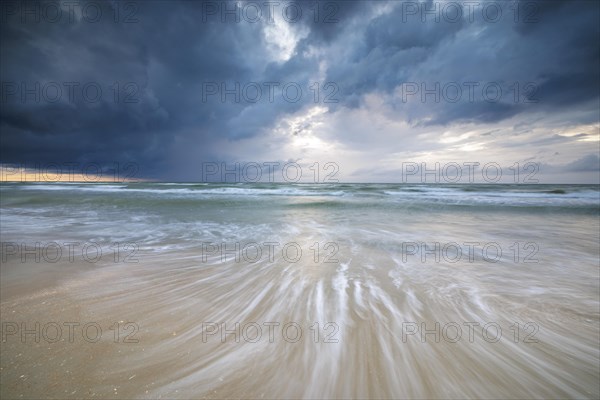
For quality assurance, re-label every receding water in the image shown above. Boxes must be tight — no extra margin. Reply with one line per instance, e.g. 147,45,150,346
1,183,599,398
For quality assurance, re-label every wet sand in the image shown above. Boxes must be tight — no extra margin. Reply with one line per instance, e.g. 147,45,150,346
2,239,599,399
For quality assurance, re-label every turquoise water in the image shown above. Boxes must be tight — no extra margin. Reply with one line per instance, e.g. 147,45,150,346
1,182,597,248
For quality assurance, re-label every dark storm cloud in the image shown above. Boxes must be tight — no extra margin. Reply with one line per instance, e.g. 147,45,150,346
0,0,272,176
325,2,465,100
0,0,598,179
292,0,371,43
322,0,599,125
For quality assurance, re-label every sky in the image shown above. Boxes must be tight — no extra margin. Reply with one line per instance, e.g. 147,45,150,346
1,0,599,183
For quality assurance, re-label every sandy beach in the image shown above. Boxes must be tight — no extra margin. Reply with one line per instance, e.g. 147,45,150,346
1,182,599,398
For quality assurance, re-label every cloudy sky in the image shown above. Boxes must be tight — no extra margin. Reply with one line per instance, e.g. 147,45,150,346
1,0,599,182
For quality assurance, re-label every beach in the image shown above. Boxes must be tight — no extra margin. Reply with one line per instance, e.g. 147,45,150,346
1,182,599,398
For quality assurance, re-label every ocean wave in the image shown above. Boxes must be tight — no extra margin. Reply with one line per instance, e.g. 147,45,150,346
2,182,598,209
